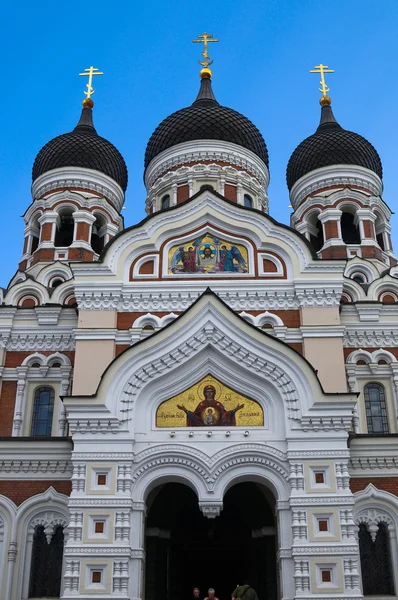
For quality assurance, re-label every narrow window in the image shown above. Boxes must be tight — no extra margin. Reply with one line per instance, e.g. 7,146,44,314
359,523,394,595
318,520,329,532
364,383,389,434
29,525,64,598
161,195,170,210
91,216,106,254
341,212,360,244
244,194,253,208
314,471,325,484
31,387,55,436
55,212,74,247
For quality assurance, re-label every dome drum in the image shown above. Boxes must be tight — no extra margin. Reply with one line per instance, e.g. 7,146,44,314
145,148,268,214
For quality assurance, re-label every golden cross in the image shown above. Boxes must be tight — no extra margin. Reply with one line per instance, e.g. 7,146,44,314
192,32,219,68
79,66,104,99
310,63,334,96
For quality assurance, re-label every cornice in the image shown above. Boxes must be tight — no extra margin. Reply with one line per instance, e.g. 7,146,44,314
32,167,125,212
144,139,270,189
290,165,383,209
76,287,342,311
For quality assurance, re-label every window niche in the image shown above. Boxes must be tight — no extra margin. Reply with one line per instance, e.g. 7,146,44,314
364,383,389,434
55,210,75,247
359,522,394,595
90,214,107,254
341,212,360,244
28,525,64,598
31,386,55,436
244,194,253,208
161,194,170,210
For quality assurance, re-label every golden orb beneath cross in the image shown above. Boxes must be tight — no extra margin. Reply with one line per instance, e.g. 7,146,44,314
320,95,331,106
82,97,94,108
200,67,212,79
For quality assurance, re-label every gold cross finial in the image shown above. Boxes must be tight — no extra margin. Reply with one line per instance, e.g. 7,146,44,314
192,32,219,78
79,66,104,107
310,63,334,104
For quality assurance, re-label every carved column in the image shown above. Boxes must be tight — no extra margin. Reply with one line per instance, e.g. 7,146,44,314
130,501,146,600
12,366,28,436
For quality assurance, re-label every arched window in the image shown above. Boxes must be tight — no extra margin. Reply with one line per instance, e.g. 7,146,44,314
31,387,55,436
244,194,253,208
161,195,170,210
341,212,360,244
91,215,106,254
55,211,74,247
310,220,324,252
359,522,394,595
29,525,64,598
364,383,389,434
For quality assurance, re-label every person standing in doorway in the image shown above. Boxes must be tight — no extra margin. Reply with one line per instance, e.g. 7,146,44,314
205,588,219,600
232,581,258,600
193,587,203,600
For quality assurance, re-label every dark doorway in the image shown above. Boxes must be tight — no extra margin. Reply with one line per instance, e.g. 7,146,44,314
145,482,277,600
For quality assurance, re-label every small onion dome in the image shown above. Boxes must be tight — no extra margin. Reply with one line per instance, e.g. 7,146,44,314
144,76,268,171
32,104,128,191
286,97,382,191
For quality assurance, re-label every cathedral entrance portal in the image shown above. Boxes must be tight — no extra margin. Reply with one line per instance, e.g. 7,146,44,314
145,482,277,600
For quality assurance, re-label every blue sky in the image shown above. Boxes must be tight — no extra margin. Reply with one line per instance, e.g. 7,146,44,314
1,0,398,284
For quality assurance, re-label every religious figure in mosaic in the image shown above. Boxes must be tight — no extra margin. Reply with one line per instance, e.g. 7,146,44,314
177,384,245,427
169,233,248,274
156,376,264,428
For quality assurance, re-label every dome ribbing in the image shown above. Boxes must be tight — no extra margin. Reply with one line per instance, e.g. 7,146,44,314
145,77,268,170
286,103,382,190
32,107,128,191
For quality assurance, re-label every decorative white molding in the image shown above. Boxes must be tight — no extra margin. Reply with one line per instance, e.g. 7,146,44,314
144,139,270,190
76,287,342,311
32,167,125,212
290,165,383,209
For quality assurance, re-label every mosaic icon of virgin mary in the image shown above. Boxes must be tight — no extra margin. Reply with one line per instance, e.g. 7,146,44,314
177,384,244,426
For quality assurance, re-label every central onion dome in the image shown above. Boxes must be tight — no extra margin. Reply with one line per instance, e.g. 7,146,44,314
286,97,382,191
145,76,268,171
32,103,128,191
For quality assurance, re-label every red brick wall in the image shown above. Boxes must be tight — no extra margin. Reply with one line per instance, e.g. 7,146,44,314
350,477,398,496
224,185,237,202
0,480,72,505
75,221,90,241
177,185,190,204
0,381,17,435
363,220,375,238
324,221,339,239
139,260,154,275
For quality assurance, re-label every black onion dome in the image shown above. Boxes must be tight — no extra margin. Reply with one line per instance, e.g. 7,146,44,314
286,102,382,190
33,107,128,191
145,77,268,170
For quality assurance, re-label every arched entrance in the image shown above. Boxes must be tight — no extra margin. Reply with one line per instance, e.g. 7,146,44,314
145,482,277,600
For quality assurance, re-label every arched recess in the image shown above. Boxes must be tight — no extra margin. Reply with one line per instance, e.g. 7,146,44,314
13,488,69,600
144,480,278,600
69,293,355,440
354,485,398,596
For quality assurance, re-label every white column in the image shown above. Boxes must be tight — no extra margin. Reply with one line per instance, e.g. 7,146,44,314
58,366,72,436
171,183,178,206
276,500,295,600
12,367,28,436
129,501,146,600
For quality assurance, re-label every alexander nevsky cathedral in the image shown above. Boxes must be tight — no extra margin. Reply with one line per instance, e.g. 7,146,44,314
0,34,397,600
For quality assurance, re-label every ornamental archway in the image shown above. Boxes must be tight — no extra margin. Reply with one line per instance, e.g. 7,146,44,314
145,481,277,600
